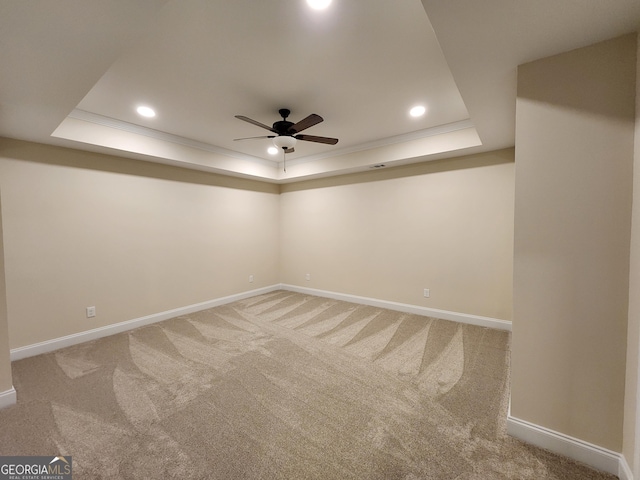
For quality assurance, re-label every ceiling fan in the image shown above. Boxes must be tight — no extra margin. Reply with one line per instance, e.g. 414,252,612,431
234,108,339,154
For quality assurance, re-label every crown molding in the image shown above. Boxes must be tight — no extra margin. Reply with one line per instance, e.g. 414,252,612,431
68,109,277,169
68,110,475,172
281,118,475,167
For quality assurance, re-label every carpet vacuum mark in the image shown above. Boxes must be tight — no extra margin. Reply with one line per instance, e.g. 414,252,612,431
0,291,616,479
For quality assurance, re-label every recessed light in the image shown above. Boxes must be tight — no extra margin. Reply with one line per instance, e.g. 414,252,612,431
268,147,279,155
136,106,156,118
409,105,426,117
307,0,332,10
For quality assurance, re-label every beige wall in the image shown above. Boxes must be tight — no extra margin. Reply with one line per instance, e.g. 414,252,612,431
0,139,516,404
624,32,640,477
512,34,637,451
280,149,515,321
0,193,12,393
0,138,280,349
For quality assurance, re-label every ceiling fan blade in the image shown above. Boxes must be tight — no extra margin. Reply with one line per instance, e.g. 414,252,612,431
288,114,323,134
295,134,339,145
233,135,275,141
285,147,295,154
235,115,277,133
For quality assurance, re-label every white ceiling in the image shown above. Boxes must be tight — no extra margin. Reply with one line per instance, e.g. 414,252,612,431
1,0,639,183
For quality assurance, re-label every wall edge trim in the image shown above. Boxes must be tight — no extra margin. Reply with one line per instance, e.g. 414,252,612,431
620,454,634,480
507,415,629,478
0,387,16,410
280,284,511,331
9,285,281,361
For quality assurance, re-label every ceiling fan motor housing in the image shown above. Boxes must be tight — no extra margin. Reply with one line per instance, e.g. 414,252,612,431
274,109,294,134
273,120,295,135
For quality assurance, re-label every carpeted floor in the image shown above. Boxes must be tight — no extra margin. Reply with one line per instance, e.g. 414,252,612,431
0,290,617,479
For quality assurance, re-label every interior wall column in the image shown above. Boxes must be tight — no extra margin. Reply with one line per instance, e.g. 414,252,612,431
0,188,16,408
626,30,640,480
511,34,636,454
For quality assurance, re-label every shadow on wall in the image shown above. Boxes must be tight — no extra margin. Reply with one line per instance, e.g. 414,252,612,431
281,148,515,193
0,138,279,194
517,34,637,122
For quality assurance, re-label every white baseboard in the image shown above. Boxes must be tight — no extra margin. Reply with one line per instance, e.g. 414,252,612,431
620,455,634,480
280,284,512,331
8,286,634,478
0,386,16,410
10,284,509,362
507,415,630,478
10,285,281,361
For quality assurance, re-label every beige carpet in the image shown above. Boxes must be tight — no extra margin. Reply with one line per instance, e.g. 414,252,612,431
0,290,617,479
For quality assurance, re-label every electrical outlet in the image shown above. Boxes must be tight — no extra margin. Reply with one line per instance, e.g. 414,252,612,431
86,306,96,318
249,275,254,283
423,289,430,298
305,273,311,281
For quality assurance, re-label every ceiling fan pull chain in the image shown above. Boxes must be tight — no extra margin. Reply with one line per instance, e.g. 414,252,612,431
283,148,287,172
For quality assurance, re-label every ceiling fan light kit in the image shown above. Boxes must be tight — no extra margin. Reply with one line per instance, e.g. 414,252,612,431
273,135,297,150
